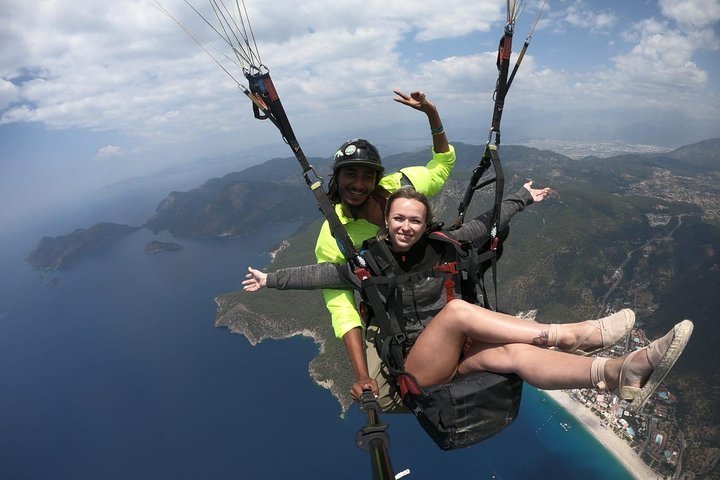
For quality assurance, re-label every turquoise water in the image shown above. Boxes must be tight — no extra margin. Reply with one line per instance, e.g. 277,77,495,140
0,205,635,479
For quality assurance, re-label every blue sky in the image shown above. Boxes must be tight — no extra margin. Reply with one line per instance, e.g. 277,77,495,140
1,0,719,225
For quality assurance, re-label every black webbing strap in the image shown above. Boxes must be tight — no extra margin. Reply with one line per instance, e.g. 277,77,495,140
490,25,513,136
486,146,504,310
454,14,514,228
488,146,505,230
473,249,496,309
454,18,512,229
450,146,505,310
244,69,365,269
360,242,408,375
427,231,480,286
362,277,405,375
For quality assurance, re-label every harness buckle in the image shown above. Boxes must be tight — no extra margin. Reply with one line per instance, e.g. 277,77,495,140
354,267,371,281
302,165,323,189
433,262,459,275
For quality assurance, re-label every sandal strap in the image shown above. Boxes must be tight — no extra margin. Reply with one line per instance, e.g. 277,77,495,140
590,357,609,391
569,309,636,356
570,322,597,352
548,323,560,348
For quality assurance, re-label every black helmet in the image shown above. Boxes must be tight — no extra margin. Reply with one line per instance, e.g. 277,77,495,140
332,139,384,174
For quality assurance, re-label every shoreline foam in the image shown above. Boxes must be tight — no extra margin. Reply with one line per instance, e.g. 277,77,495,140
543,389,660,480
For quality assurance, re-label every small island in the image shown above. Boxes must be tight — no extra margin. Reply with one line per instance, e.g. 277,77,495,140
144,240,183,254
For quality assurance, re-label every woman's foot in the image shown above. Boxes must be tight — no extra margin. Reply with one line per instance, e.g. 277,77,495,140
606,320,693,413
550,309,636,355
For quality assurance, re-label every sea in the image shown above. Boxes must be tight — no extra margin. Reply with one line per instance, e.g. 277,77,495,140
0,188,635,480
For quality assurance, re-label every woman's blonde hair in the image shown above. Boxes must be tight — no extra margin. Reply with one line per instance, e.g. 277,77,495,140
377,187,434,240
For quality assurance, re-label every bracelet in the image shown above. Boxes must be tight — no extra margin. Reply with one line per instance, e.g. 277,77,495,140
430,124,445,135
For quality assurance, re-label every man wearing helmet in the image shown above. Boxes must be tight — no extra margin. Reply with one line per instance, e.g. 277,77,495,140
314,90,455,401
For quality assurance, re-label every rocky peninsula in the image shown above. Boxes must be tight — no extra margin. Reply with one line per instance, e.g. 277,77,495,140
214,219,356,414
27,222,140,271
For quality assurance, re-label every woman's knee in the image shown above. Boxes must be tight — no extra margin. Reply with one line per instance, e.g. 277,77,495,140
442,299,474,325
444,298,466,315
459,343,512,374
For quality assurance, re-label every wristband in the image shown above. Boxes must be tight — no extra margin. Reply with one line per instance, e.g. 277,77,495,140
430,124,444,135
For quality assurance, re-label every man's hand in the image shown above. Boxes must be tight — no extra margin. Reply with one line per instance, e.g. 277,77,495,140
393,90,437,115
351,377,380,402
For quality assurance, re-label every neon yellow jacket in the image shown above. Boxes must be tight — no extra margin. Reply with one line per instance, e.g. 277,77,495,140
314,145,456,338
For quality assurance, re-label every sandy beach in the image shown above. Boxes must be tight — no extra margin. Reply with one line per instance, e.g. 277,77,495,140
543,389,661,480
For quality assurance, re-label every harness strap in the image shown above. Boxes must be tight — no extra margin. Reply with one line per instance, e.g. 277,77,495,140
474,249,497,309
487,146,505,310
246,70,365,270
361,277,406,374
396,373,423,400
433,263,459,301
359,239,409,375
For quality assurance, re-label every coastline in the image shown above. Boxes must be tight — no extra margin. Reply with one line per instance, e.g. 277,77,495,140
543,389,660,480
215,297,353,412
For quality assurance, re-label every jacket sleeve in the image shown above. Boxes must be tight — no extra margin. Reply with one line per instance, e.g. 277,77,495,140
395,145,456,197
315,220,366,339
267,262,357,290
452,187,534,247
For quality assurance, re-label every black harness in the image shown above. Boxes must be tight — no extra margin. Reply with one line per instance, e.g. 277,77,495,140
356,231,523,450
359,231,478,370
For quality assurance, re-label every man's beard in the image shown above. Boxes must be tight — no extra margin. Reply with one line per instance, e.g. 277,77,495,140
345,201,365,220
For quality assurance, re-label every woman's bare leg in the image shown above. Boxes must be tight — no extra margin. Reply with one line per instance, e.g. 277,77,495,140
404,299,635,388
406,308,681,396
407,336,626,390
458,341,659,392
402,299,587,386
406,299,618,355
457,343,597,389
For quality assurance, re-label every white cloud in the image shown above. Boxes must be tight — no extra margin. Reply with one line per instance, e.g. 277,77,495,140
512,5,719,133
613,19,708,89
0,0,718,158
0,78,20,110
410,1,500,40
97,145,124,157
550,0,618,33
659,0,720,28
0,0,506,143
1,104,34,124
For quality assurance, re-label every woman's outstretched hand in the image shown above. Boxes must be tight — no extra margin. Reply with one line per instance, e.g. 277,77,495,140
523,181,551,203
242,267,267,292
